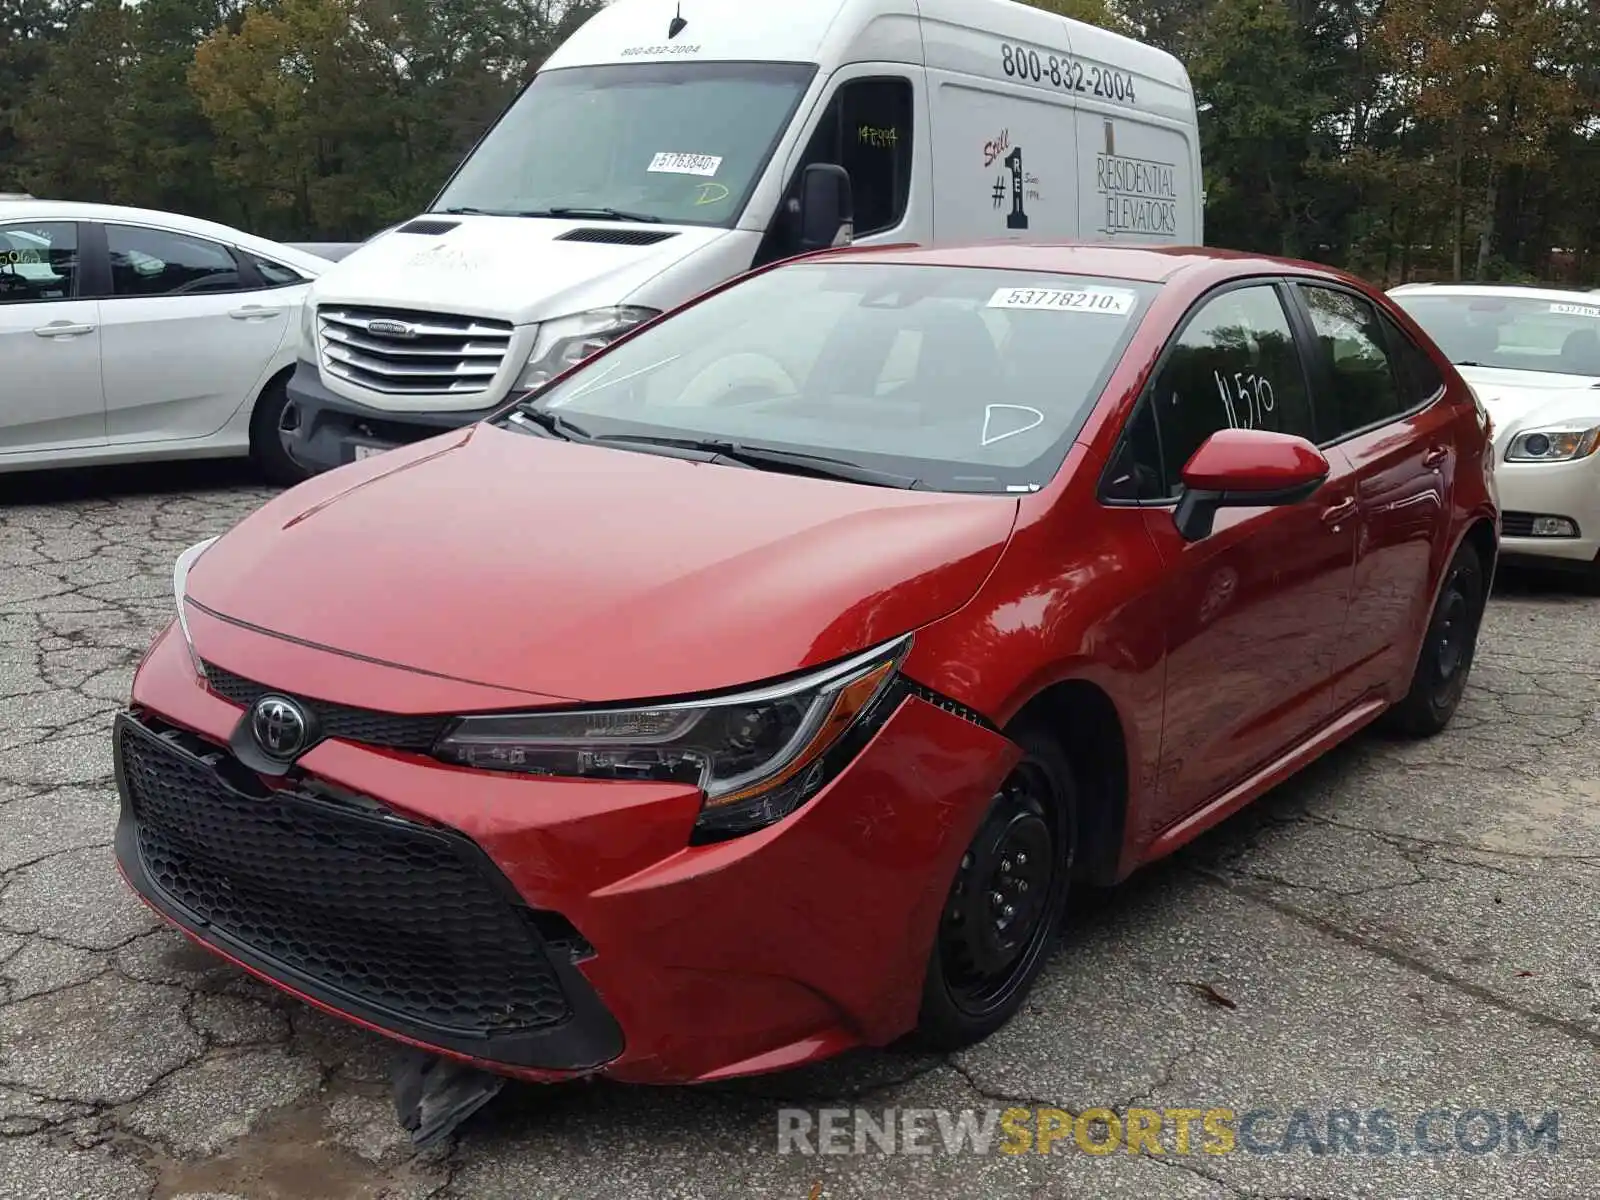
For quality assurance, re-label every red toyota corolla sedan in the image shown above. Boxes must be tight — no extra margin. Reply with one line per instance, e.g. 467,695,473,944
114,243,1497,1087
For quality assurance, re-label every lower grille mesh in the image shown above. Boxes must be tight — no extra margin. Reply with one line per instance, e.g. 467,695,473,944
120,721,572,1035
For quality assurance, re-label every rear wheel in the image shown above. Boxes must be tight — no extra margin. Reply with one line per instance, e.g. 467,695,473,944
1382,541,1484,737
913,722,1076,1051
249,377,310,487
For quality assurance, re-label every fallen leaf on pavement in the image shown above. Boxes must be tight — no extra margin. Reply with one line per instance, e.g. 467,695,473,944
1180,981,1238,1010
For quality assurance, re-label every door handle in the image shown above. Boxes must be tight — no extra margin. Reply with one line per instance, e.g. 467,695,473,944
1321,497,1357,526
229,306,282,320
1422,445,1449,467
33,322,94,338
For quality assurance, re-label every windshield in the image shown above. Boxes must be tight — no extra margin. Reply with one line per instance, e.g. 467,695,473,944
516,262,1157,493
1393,292,1600,377
431,61,816,228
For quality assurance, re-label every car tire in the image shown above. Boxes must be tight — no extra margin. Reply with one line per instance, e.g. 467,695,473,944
249,377,310,488
912,720,1077,1052
1381,541,1485,738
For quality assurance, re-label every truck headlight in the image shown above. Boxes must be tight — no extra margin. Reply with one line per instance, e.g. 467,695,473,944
1505,425,1600,463
300,302,317,359
514,306,659,391
172,537,219,678
434,637,910,840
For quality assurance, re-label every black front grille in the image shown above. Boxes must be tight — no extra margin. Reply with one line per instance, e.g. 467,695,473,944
119,720,572,1037
202,663,449,752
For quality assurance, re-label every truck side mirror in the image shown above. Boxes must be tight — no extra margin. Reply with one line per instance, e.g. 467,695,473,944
797,164,853,253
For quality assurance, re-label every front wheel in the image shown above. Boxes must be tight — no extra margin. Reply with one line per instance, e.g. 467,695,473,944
249,377,310,488
913,722,1077,1051
1382,541,1484,737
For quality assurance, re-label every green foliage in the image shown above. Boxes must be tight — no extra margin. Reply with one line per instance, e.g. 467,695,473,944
1,0,1596,283
1015,0,1131,33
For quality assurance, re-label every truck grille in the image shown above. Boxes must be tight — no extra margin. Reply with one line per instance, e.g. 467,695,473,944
317,305,513,396
119,717,573,1037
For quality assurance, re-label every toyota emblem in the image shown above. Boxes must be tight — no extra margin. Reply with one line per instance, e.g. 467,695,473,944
251,695,310,759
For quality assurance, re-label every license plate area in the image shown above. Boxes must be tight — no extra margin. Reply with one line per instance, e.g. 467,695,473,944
348,441,390,462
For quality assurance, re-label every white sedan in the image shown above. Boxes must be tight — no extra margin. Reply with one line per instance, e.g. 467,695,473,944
0,199,335,482
1390,282,1600,578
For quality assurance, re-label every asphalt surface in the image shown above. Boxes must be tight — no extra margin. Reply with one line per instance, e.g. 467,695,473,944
1,461,1596,1200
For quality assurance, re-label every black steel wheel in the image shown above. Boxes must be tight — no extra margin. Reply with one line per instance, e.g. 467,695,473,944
1383,541,1484,737
915,722,1076,1049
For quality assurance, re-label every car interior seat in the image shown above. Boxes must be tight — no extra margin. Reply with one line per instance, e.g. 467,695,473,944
1559,328,1600,376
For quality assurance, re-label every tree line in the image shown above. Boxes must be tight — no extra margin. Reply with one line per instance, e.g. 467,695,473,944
3,0,1597,284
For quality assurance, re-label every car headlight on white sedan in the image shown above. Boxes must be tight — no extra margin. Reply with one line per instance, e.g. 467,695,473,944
514,306,659,391
433,636,910,840
1504,425,1600,463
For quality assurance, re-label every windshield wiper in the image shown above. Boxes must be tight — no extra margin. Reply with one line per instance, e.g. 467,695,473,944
436,206,531,217
504,407,594,442
543,206,664,225
590,433,919,489
438,205,664,224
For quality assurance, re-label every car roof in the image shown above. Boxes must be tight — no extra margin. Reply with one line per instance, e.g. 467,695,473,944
0,199,330,276
1388,282,1596,304
806,241,1356,287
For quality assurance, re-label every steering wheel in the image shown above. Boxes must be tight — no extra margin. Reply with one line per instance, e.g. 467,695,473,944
678,352,799,408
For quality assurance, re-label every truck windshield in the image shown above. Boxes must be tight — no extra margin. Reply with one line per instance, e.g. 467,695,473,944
431,61,817,229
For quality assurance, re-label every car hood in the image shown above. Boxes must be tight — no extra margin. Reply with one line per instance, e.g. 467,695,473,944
186,426,1020,703
308,215,731,323
1459,366,1600,452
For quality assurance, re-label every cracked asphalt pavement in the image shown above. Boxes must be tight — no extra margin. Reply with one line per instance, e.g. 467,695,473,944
2,462,1596,1199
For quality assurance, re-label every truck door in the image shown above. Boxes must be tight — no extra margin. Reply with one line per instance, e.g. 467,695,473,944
753,67,930,267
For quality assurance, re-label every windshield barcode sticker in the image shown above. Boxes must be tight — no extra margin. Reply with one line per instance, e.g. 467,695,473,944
1550,302,1600,319
648,152,723,177
988,287,1136,315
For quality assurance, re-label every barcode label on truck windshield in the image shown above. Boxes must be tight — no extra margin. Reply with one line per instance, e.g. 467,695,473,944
648,152,723,177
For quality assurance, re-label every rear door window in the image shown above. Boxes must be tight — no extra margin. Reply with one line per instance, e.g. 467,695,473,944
1380,312,1446,408
1295,285,1406,442
0,222,78,303
105,225,247,297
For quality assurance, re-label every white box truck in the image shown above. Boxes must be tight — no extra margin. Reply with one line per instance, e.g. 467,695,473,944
279,0,1203,474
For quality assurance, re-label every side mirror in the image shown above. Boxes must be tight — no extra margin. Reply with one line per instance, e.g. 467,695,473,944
797,163,853,253
1173,428,1330,542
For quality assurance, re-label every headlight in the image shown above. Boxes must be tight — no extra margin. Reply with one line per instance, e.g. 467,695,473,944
300,301,316,358
172,537,219,678
434,636,911,840
1504,425,1600,463
514,306,658,390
